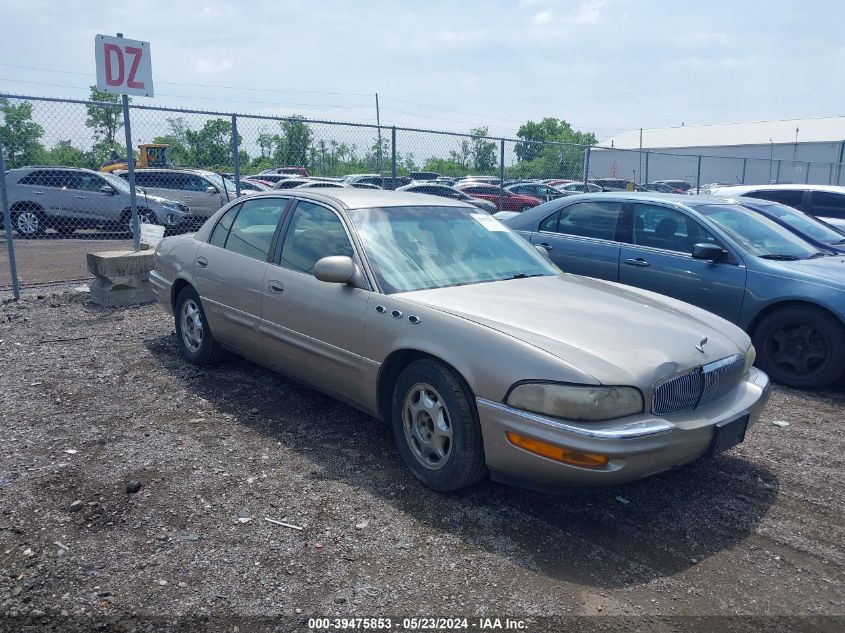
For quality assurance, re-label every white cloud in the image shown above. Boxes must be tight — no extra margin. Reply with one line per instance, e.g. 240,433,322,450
195,58,233,75
201,5,233,18
532,10,555,25
572,0,607,24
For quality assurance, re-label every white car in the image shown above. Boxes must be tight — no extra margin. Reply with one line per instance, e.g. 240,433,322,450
708,184,845,230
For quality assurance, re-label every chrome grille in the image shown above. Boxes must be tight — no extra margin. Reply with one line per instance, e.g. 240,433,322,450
652,354,745,416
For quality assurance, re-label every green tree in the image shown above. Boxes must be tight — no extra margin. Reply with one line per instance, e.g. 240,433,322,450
47,140,90,168
85,86,126,147
470,127,497,172
272,116,313,168
0,98,45,167
152,117,192,166
184,119,239,169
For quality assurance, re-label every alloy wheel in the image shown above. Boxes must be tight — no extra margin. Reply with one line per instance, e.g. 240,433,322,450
180,299,204,353
402,383,453,470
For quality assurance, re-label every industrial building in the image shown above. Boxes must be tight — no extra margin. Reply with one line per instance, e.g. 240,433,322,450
593,117,845,187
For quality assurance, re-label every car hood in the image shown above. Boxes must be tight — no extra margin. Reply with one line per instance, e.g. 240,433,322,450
401,274,749,387
142,191,181,207
768,255,845,287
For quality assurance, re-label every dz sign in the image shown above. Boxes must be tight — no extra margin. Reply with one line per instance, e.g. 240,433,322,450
95,34,154,97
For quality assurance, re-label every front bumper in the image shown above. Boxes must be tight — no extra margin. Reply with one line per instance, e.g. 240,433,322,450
477,367,771,490
165,214,206,235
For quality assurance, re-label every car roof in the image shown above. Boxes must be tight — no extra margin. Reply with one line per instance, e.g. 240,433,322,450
711,184,845,194
245,188,471,210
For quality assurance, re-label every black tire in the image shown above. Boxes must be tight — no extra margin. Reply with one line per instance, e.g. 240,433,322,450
753,305,845,389
174,286,225,366
11,206,46,238
391,359,486,491
124,208,158,236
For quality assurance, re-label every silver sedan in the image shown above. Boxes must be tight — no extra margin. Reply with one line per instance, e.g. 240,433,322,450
149,190,770,492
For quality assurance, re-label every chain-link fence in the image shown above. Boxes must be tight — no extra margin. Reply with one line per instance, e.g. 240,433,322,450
2,92,845,295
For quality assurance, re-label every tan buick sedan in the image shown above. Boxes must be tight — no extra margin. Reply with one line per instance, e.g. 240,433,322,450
149,190,771,492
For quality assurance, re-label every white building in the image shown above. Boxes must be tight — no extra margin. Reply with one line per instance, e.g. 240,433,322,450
593,117,845,187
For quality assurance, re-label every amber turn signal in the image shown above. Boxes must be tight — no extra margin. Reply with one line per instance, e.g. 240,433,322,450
506,432,609,468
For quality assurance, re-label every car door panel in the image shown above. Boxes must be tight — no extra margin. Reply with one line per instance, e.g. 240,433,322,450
260,199,373,407
619,203,746,323
529,201,624,281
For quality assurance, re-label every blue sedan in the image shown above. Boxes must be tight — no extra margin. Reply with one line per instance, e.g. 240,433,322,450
503,192,845,389
736,198,845,255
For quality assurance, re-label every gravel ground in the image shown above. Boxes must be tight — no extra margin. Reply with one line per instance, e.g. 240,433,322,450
0,289,843,632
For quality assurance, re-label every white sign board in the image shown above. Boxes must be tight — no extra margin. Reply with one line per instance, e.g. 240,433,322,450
94,34,154,97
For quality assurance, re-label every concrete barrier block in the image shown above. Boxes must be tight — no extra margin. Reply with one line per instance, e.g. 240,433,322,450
87,250,156,307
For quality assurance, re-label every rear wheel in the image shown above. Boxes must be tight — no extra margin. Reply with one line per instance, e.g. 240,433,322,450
753,306,845,389
174,286,225,366
12,206,45,238
391,359,486,491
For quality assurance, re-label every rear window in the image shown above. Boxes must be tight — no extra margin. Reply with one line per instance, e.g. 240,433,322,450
743,189,804,208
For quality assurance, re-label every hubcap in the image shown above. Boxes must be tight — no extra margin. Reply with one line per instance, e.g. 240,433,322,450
180,299,204,353
129,212,155,233
402,383,453,470
769,322,828,377
16,211,39,235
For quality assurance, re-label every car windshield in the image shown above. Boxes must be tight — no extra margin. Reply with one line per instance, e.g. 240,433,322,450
204,172,238,194
349,206,559,293
746,200,845,245
101,172,131,193
693,203,823,259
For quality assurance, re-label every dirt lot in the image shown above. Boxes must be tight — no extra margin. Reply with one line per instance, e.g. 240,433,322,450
0,235,132,289
0,289,843,632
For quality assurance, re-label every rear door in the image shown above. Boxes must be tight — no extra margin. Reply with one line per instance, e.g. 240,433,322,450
528,200,624,281
192,197,290,356
618,202,746,322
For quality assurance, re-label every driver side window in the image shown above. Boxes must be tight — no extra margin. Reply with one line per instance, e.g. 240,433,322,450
278,201,354,274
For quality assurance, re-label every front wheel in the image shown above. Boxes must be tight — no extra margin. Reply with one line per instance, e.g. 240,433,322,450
174,286,225,366
124,209,158,235
12,208,46,237
753,306,845,389
391,359,486,491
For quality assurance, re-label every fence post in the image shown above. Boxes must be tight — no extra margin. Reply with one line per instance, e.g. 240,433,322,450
390,127,397,189
231,114,241,197
117,33,140,251
696,155,702,194
582,146,591,192
805,161,811,184
741,158,747,184
776,160,782,183
499,139,505,211
0,141,20,300
644,151,649,184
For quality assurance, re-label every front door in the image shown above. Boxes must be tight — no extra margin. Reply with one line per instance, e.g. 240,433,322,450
260,199,372,407
618,202,747,323
529,200,624,281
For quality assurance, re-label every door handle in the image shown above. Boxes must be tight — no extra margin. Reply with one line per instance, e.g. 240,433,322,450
537,243,553,251
624,257,651,267
196,256,208,268
267,280,285,294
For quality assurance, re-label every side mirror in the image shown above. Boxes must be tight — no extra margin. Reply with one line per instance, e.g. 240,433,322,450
692,243,727,262
314,256,357,284
100,185,115,195
206,185,219,194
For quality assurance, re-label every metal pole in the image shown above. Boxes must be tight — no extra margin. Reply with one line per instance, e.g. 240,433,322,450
776,160,782,183
0,142,21,300
499,139,505,211
582,146,591,192
375,93,382,176
638,128,643,184
696,155,702,194
769,140,774,183
390,127,397,189
741,158,747,184
116,33,140,251
644,151,649,185
231,115,241,197
805,161,811,184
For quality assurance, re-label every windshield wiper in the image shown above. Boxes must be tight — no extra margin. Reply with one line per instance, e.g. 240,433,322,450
758,254,801,261
809,251,833,258
511,272,544,279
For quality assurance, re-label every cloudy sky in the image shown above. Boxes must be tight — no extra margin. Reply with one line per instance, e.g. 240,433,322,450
1,0,842,140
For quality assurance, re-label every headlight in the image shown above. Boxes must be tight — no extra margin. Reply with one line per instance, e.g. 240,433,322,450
506,383,644,421
743,346,756,374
